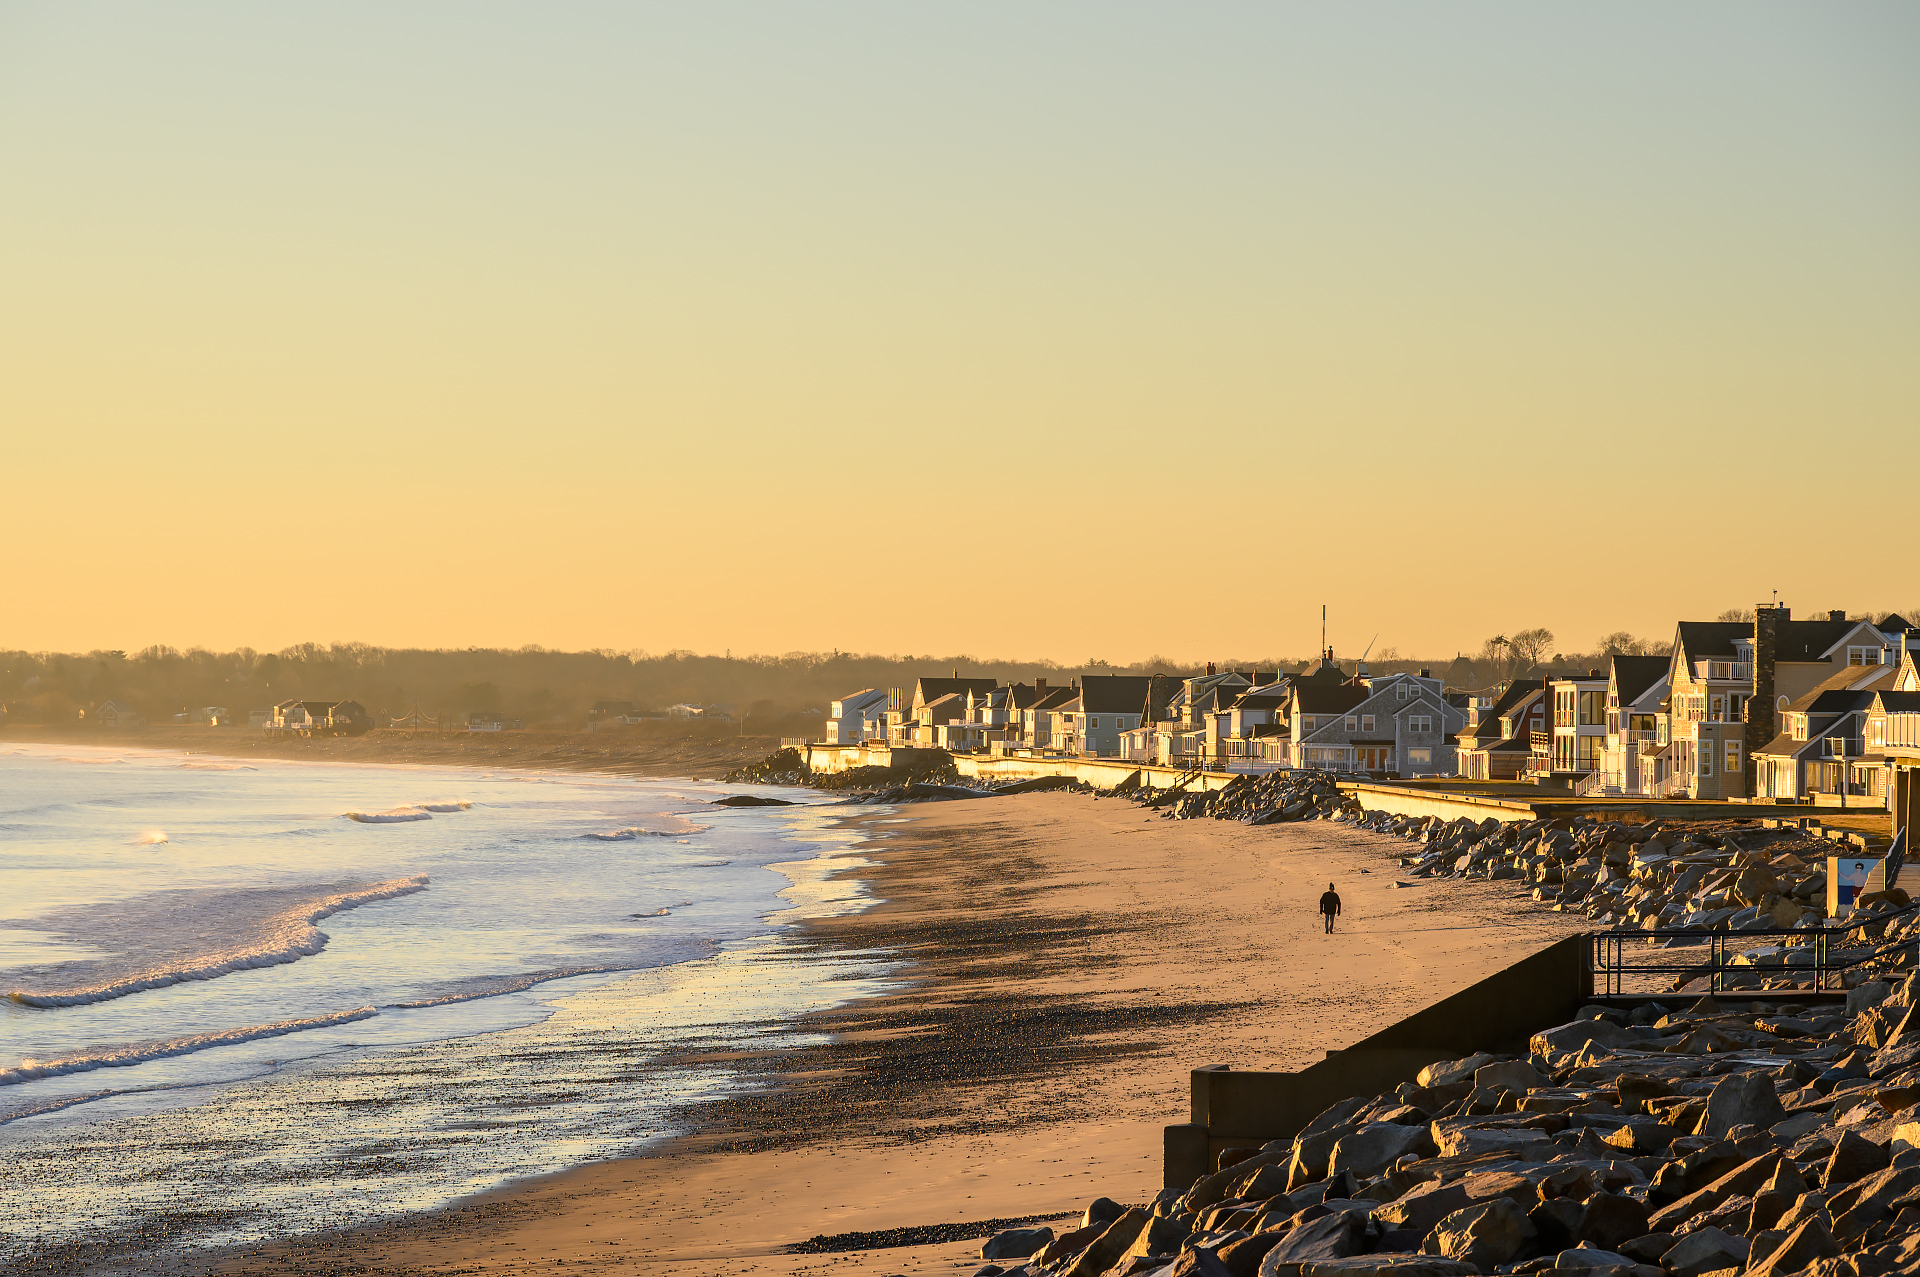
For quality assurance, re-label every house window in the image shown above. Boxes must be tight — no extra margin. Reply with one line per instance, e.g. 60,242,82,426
1397,683,1409,700
1345,716,1358,731
1409,715,1433,734
1849,646,1882,666
1408,747,1432,765
1577,735,1602,770
1090,717,1100,729
1697,739,1713,777
1791,715,1806,741
1725,740,1742,773
1578,691,1605,726
1302,716,1316,732
1361,715,1375,732
1710,694,1725,721
1872,718,1886,746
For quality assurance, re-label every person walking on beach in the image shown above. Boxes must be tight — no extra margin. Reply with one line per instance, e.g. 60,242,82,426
1319,883,1341,933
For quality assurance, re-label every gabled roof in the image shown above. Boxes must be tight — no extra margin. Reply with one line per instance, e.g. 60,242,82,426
1485,679,1544,719
913,677,997,706
1871,691,1920,714
1675,622,1752,664
1609,655,1669,705
1141,674,1183,721
1294,684,1370,715
1785,662,1896,711
1778,618,1873,662
1075,674,1155,715
1230,685,1290,710
1028,687,1077,712
1881,614,1915,634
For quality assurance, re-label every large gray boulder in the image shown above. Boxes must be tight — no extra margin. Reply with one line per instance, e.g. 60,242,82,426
1256,1212,1366,1277
1415,1053,1497,1088
1059,1209,1153,1277
1471,1060,1544,1093
1372,1181,1471,1239
1746,1217,1842,1277
1289,1260,1476,1277
1530,1019,1635,1058
1658,1226,1747,1277
1697,1070,1784,1140
981,1226,1054,1259
1328,1124,1432,1179
1418,1197,1538,1268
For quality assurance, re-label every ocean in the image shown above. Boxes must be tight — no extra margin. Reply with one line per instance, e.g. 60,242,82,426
0,742,888,1263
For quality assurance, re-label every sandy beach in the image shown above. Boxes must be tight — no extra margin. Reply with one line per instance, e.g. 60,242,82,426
157,788,1593,1277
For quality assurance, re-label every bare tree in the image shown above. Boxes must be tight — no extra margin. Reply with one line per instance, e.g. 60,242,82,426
1597,631,1644,657
1508,628,1555,670
1716,607,1755,623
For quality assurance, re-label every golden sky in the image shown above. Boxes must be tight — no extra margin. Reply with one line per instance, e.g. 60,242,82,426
3,3,1915,662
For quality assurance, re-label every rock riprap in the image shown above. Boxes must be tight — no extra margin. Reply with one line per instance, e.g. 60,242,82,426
965,972,1920,1277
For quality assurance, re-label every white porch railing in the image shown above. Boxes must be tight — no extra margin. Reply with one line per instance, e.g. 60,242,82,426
1649,772,1693,798
1694,661,1753,682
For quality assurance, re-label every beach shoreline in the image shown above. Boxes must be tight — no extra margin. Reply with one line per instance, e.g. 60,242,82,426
0,723,788,782
146,788,1595,1277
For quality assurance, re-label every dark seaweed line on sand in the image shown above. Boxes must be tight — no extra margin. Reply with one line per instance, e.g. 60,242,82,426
790,1212,1071,1253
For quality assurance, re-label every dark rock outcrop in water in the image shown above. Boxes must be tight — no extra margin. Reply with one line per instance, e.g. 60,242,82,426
709,794,796,807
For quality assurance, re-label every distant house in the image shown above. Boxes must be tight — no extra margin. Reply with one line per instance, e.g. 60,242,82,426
1752,659,1901,804
1045,675,1154,758
1454,681,1548,780
1586,656,1671,796
1534,670,1611,780
1287,660,1461,775
92,699,144,729
466,712,524,732
588,700,664,731
667,703,729,721
267,699,372,737
827,689,889,744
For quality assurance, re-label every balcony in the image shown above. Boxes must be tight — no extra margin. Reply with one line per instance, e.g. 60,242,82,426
1694,661,1753,682
1530,732,1551,752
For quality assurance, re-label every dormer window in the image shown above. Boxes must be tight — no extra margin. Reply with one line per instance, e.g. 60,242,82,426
1848,645,1884,666
1791,714,1806,741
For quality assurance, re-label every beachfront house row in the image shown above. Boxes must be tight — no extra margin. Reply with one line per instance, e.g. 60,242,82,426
1529,670,1611,782
1751,658,1903,806
1454,681,1548,780
1121,667,1271,765
1665,605,1897,801
827,689,890,743
267,699,372,736
1206,681,1294,765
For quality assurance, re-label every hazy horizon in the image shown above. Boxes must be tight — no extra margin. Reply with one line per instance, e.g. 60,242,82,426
4,3,1914,660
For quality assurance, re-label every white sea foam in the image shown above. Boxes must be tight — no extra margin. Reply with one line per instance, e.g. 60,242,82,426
7,876,429,1009
418,800,471,812
134,831,168,845
584,827,671,841
345,807,433,823
387,964,652,1009
0,1007,378,1086
178,762,256,771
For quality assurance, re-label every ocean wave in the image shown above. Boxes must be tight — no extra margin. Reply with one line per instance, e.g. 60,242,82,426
7,876,430,1009
582,827,672,841
0,1007,378,1086
178,762,257,771
0,1088,119,1125
134,831,168,845
345,808,433,823
419,800,471,812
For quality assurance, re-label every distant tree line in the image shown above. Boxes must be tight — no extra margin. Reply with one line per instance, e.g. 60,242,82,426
5,608,1911,728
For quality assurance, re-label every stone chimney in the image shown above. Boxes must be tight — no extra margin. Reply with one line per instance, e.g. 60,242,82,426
1829,610,1847,622
1035,678,1047,695
1206,662,1215,676
1745,603,1781,793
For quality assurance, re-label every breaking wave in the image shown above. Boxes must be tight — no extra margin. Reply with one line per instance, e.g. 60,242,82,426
582,827,672,841
344,800,469,822
0,1007,379,1086
7,876,430,1009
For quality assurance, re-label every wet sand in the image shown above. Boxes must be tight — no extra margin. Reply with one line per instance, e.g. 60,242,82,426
163,790,1591,1277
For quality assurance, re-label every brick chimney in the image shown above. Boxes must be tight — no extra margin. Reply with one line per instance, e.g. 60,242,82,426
1035,677,1047,695
1745,603,1781,793
1206,662,1215,676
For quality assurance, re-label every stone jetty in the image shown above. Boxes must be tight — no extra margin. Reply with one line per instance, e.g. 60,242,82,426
968,975,1920,1277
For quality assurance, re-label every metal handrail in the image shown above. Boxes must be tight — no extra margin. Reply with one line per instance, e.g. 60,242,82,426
1589,898,1920,996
